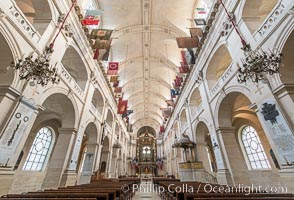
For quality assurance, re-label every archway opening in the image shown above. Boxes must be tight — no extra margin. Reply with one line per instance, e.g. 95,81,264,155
195,122,217,173
62,47,88,90
92,89,104,114
15,0,52,35
242,0,278,33
206,45,232,90
99,136,110,178
189,88,202,114
0,33,15,86
78,123,98,184
136,126,157,176
218,92,278,186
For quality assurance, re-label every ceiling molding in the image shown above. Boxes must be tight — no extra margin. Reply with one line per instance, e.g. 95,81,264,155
127,91,167,103
118,56,178,72
130,111,163,122
112,24,187,38
122,77,172,91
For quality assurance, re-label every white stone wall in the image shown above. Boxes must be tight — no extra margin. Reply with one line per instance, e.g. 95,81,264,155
0,0,130,195
162,0,294,192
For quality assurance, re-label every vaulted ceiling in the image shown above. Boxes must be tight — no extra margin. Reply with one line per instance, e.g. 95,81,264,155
97,0,200,134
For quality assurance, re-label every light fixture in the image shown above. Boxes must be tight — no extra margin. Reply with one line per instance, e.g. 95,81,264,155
219,0,282,84
10,47,58,87
9,1,77,86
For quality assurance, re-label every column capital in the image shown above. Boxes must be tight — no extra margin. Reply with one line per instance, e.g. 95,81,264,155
58,128,77,135
87,143,100,147
0,86,21,101
216,127,236,134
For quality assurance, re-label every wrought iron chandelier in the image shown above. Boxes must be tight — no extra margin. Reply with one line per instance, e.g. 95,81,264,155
219,0,282,84
10,1,77,86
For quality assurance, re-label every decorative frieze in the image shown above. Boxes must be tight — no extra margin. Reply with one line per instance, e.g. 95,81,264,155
256,2,285,37
209,64,234,98
9,3,38,39
60,64,84,97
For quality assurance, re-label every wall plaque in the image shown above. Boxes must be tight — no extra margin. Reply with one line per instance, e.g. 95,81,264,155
0,97,37,165
260,100,294,166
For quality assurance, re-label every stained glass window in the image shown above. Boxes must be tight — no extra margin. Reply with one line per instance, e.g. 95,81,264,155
241,126,271,169
23,127,53,171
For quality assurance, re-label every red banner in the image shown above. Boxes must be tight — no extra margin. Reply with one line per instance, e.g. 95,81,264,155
82,16,100,25
109,62,119,70
118,100,128,114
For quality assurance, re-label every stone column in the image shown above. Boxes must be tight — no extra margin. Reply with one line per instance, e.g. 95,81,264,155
197,142,210,171
108,149,117,178
94,145,103,171
42,128,77,189
216,127,249,186
77,143,99,184
185,100,195,142
0,87,21,130
106,149,113,178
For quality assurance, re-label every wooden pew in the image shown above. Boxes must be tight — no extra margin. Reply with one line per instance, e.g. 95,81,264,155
0,198,96,200
3,193,109,200
156,181,294,200
1,178,140,200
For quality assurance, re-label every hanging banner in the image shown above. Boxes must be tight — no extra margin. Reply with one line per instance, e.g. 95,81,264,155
176,37,199,48
117,100,128,114
189,28,203,38
90,29,113,40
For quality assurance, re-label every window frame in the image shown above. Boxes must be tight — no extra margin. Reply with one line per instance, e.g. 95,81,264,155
239,125,271,171
22,127,55,171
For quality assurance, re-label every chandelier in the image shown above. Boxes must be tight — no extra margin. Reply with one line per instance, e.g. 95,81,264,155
10,46,58,87
219,0,282,84
9,1,77,86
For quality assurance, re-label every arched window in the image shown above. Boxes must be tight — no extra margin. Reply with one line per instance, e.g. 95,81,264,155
23,127,53,171
240,126,270,170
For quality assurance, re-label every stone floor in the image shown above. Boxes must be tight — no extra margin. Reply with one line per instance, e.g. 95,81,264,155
132,181,161,200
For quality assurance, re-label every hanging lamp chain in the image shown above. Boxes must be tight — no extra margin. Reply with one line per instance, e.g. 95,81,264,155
9,0,77,87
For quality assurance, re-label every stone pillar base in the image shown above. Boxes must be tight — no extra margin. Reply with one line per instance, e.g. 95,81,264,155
60,170,77,187
216,169,233,186
179,162,217,183
278,167,294,193
0,167,15,196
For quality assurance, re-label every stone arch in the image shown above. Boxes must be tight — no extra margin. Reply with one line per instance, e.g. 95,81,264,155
10,120,60,194
40,93,76,128
0,32,15,86
99,136,110,177
179,108,188,132
78,122,98,184
270,27,294,129
189,87,202,115
279,30,294,97
241,0,278,34
15,0,53,35
61,46,89,90
105,109,114,128
195,121,217,173
205,44,232,90
92,88,105,114
11,93,76,191
217,92,278,186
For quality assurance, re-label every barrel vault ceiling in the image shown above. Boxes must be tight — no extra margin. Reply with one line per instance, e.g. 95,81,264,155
97,0,197,134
